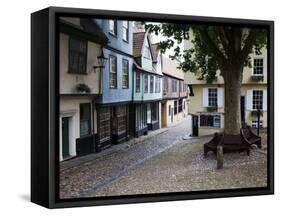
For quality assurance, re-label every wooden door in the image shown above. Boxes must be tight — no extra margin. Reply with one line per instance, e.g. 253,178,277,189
62,117,70,159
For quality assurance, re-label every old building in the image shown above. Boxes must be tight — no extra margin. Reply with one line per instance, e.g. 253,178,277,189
95,19,134,150
161,56,189,128
185,44,268,136
130,31,163,137
59,17,108,161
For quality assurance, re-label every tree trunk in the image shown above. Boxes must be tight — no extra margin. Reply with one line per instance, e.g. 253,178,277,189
222,65,243,134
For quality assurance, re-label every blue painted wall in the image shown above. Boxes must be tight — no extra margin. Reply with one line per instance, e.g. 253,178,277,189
95,19,133,104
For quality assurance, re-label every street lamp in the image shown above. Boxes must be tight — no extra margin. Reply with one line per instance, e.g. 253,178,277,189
92,49,108,95
93,50,108,71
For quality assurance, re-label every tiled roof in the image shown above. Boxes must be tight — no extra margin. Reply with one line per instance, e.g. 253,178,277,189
162,56,184,80
133,32,146,57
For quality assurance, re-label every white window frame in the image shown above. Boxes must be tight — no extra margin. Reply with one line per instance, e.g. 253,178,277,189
252,90,263,110
109,55,117,88
252,57,264,76
109,20,117,35
122,21,129,42
208,88,218,107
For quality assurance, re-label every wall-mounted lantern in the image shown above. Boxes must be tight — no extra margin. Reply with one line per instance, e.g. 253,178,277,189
93,50,108,72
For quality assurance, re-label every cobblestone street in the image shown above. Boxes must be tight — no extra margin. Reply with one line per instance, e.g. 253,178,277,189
60,118,267,199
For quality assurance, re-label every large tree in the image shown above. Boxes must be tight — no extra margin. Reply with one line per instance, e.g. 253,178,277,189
145,23,267,134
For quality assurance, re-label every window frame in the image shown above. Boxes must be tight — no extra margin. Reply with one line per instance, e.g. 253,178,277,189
199,114,221,128
68,36,88,75
252,90,263,110
79,103,92,137
109,20,117,36
99,107,111,143
109,55,117,89
150,75,154,93
135,72,141,93
208,88,218,107
122,59,129,89
144,74,148,93
122,21,129,42
253,58,264,76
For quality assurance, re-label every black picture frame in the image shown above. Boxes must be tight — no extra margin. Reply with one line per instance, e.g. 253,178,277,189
31,6,274,209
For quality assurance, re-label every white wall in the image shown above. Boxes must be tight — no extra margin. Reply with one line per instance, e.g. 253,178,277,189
1,1,279,216
60,33,102,94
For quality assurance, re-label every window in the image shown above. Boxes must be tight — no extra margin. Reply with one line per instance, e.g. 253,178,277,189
122,59,129,88
136,104,147,130
178,99,183,112
208,88,218,107
122,21,129,41
252,90,263,110
99,107,111,142
69,37,87,74
174,101,178,115
116,106,127,134
172,80,177,92
144,39,151,59
136,72,141,93
109,20,117,35
252,120,263,128
111,106,127,135
151,102,159,121
80,103,91,137
144,74,148,93
109,56,117,88
163,77,168,94
155,77,160,93
253,58,264,75
200,114,221,128
150,75,154,93
179,81,183,92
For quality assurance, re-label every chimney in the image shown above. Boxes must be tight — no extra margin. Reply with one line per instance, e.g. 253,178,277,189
133,21,145,32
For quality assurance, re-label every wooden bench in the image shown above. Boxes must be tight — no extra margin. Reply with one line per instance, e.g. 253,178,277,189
204,132,251,157
241,126,262,149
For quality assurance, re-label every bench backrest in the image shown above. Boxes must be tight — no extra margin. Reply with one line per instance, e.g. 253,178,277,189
223,133,243,145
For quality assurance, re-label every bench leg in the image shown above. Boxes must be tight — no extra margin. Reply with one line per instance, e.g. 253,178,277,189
257,140,262,149
247,149,250,156
204,146,208,157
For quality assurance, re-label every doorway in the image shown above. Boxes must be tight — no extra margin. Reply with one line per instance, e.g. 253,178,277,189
62,117,70,159
192,115,198,136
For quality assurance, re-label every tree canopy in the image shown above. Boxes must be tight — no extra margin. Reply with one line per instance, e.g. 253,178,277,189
144,23,267,83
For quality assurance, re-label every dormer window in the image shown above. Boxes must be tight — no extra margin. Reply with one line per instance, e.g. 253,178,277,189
109,20,117,35
122,21,129,42
144,39,151,59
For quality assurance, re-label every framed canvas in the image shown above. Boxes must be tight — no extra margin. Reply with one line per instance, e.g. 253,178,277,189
31,7,274,208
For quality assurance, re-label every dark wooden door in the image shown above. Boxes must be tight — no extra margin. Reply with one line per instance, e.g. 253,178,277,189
62,117,69,158
192,115,198,136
